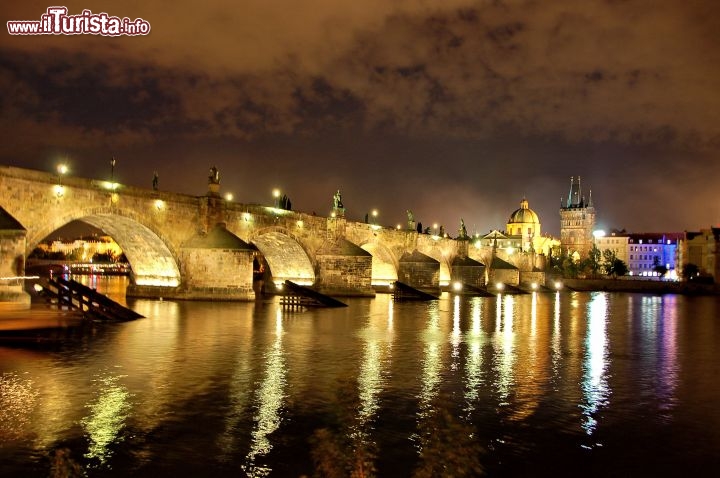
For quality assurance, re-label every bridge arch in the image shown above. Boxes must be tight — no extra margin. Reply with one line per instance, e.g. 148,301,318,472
360,242,398,286
29,208,181,287
249,228,315,286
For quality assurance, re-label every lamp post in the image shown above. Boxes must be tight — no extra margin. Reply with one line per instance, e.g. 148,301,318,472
55,163,68,197
110,157,116,182
371,209,378,224
272,188,280,208
57,163,68,179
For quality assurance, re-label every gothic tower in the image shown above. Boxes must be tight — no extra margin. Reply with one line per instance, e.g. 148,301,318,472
559,176,595,258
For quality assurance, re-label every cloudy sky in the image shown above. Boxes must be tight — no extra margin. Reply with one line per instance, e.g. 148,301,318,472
2,0,719,236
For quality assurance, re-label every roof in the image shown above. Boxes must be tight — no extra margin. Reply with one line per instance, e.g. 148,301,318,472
627,232,684,244
183,223,253,250
452,256,485,267
507,198,539,225
0,206,25,231
317,239,372,257
490,256,518,270
399,250,439,264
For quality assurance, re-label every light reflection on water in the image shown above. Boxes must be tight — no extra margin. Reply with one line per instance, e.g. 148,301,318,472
243,309,286,477
81,373,131,464
2,279,720,477
581,293,610,438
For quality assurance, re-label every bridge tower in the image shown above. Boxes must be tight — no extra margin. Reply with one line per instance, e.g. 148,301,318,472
559,176,595,259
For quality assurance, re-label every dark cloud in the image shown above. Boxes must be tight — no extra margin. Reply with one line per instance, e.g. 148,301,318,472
1,0,719,234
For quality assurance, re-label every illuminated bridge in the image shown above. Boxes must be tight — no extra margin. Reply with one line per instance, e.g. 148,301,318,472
0,165,501,305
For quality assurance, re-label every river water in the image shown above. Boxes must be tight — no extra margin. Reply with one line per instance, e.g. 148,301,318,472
1,276,720,477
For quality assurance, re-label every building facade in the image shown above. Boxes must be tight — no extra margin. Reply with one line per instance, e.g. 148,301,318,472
596,231,682,279
627,233,682,279
560,176,595,259
677,228,720,280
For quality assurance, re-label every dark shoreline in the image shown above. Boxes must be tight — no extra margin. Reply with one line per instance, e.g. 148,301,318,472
558,278,719,295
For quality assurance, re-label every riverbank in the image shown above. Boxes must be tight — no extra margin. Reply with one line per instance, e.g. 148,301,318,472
560,277,720,295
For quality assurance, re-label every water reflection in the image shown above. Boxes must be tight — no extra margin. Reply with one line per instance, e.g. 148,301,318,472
464,299,484,414
0,372,38,442
1,283,716,478
415,302,444,448
551,292,562,383
581,293,610,437
80,373,131,464
350,296,394,473
244,308,287,477
657,296,679,419
494,295,515,407
418,302,443,412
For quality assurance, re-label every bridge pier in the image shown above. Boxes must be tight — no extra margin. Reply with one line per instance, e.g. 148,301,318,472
0,207,31,309
314,239,375,297
398,250,441,295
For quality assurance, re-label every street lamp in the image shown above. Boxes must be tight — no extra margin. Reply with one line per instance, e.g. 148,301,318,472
55,163,68,197
371,209,378,223
225,193,233,201
272,188,280,207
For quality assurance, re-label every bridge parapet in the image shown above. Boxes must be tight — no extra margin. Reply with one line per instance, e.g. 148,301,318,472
1,165,499,301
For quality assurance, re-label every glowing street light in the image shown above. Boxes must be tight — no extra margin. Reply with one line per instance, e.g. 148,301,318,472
55,163,68,197
225,193,233,201
272,188,281,208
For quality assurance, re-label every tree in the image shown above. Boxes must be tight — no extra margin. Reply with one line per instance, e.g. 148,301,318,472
601,249,617,275
92,252,115,263
608,258,628,277
682,263,699,281
652,256,668,278
581,245,602,277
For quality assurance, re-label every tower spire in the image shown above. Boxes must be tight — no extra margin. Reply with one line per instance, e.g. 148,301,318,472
588,188,593,207
577,175,583,207
567,176,574,207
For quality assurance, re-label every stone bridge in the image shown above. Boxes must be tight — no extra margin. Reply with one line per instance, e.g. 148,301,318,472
0,165,496,305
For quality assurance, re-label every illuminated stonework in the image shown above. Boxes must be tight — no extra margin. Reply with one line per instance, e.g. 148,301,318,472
250,231,315,285
81,214,180,287
560,176,596,258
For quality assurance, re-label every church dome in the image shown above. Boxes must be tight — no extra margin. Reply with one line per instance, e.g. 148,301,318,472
508,198,539,224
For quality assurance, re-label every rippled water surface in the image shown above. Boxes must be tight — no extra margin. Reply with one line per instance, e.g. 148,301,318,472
2,277,720,477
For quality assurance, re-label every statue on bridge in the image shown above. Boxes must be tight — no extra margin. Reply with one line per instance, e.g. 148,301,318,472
333,190,344,209
152,171,159,191
406,209,415,231
458,218,468,239
209,166,220,185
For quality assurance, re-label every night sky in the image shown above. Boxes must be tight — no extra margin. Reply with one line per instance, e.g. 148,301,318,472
2,0,719,237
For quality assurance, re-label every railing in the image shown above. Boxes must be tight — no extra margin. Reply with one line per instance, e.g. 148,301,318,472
42,277,143,321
